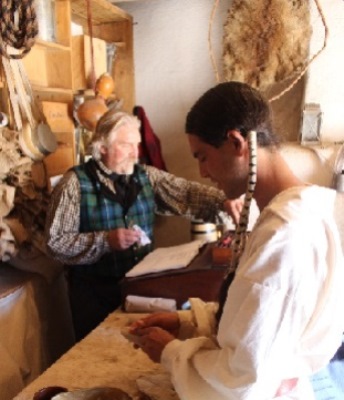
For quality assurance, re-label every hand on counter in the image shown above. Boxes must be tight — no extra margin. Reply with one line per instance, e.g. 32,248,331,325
129,312,180,362
130,326,175,363
130,312,180,336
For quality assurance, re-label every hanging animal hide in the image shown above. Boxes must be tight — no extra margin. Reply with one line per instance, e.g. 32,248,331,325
0,127,50,257
223,0,312,90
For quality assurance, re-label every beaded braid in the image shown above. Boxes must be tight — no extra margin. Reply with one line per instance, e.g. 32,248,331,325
229,130,257,273
0,0,38,59
215,130,258,323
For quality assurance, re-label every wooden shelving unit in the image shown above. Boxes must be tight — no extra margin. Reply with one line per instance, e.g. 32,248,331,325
16,0,135,177
22,0,73,104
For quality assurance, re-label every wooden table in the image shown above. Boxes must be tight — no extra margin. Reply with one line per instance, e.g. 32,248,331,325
13,311,179,400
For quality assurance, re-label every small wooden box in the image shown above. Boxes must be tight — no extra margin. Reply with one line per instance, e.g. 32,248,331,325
212,247,231,266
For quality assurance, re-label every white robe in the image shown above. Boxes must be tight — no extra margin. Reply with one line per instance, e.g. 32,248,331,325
161,186,344,400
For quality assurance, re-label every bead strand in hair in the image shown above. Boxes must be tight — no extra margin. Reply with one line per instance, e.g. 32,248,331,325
228,130,257,274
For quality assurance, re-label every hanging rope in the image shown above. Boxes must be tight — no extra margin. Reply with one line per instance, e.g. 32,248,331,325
0,0,38,59
208,0,221,83
85,0,97,91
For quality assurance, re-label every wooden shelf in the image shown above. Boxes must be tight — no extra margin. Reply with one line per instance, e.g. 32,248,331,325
71,0,131,27
114,41,126,48
32,86,73,95
34,39,70,52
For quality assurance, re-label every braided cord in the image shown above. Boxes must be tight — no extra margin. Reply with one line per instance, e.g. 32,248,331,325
0,0,38,59
227,130,257,276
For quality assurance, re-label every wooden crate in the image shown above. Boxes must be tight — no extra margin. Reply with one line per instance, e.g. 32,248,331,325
22,42,73,90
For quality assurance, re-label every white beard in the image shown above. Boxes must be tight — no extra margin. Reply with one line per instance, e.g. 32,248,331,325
112,158,137,175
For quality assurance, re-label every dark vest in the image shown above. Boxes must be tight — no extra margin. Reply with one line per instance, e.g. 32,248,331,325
72,160,155,278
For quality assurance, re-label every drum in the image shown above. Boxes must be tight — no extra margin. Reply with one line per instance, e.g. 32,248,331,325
191,220,218,243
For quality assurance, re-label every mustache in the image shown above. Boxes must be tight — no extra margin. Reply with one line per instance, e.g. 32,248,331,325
118,157,138,165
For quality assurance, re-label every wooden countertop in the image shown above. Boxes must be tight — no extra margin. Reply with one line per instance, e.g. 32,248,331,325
13,311,179,400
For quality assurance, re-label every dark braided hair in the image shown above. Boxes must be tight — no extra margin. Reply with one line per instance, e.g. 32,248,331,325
0,0,38,59
186,81,280,148
185,81,281,325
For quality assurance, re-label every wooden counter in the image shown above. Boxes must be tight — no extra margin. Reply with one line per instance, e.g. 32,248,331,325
13,311,179,400
14,244,228,400
0,264,74,400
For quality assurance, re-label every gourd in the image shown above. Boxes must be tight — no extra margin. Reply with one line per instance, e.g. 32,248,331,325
76,73,115,131
95,73,115,100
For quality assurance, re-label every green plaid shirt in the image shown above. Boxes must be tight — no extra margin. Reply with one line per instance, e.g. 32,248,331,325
45,158,228,270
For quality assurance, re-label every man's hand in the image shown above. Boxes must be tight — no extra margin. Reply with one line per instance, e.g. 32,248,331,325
108,228,141,250
223,198,244,225
132,326,175,363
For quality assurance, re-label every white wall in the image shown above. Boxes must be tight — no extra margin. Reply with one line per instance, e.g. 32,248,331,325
116,0,231,246
115,0,344,247
116,0,230,181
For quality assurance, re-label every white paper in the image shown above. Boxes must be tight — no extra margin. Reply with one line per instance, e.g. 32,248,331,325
132,224,151,246
125,239,205,278
124,295,177,313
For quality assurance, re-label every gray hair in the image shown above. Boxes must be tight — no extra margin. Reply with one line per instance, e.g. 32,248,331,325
91,109,141,160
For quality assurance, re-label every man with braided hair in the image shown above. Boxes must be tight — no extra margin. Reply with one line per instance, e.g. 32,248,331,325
129,82,344,399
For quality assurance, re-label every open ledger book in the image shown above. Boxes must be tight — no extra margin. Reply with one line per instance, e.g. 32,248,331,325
125,239,206,278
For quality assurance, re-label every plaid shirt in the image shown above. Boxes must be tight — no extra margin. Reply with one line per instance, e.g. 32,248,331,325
45,159,227,266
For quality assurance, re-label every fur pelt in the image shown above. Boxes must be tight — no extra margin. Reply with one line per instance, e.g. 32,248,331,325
223,0,312,90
